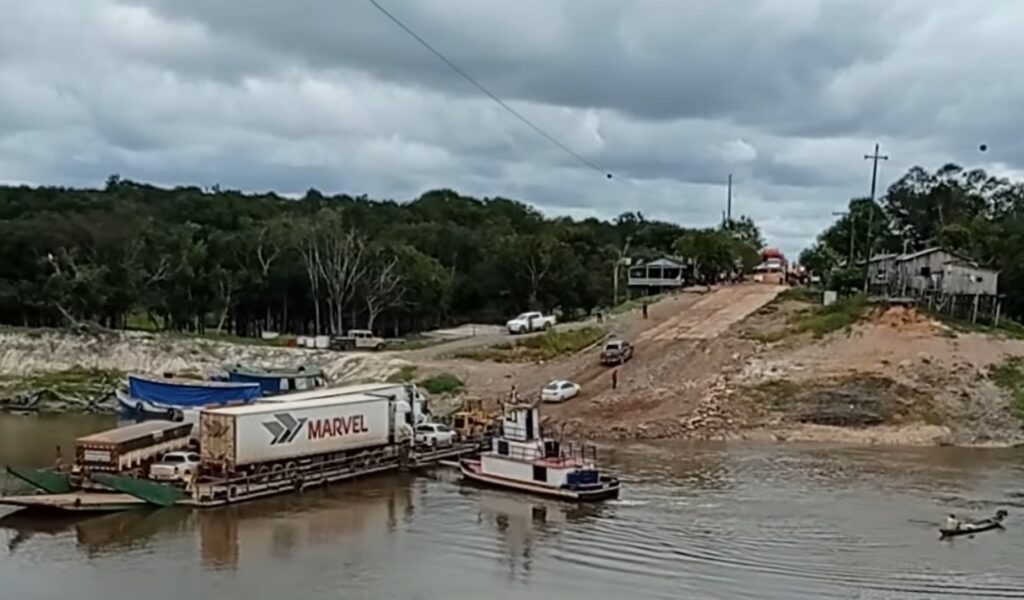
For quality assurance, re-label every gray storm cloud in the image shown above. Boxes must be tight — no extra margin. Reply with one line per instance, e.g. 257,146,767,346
1,0,1020,256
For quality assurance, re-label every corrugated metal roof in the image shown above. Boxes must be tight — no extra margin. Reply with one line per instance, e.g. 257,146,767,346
76,421,186,444
867,253,899,263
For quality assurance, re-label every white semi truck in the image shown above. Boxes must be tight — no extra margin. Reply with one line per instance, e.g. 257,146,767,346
198,383,425,476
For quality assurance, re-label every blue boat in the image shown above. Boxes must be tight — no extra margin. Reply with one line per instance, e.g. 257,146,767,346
117,374,262,420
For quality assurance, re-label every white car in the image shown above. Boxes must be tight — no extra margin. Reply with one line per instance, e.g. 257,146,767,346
415,423,456,448
506,311,556,334
541,380,581,403
149,451,201,482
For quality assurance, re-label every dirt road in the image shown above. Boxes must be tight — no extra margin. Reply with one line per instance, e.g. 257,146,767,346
636,284,787,342
546,284,787,425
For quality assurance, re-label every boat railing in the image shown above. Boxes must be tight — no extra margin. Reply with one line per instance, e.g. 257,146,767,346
558,442,599,465
493,439,599,468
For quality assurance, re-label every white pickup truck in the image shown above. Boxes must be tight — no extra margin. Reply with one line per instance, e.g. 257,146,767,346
505,311,556,334
149,451,201,482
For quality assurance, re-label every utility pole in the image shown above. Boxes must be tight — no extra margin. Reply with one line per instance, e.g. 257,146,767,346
726,174,733,223
612,237,632,306
862,143,889,292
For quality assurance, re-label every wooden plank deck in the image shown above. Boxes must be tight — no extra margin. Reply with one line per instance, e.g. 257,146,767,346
0,492,146,512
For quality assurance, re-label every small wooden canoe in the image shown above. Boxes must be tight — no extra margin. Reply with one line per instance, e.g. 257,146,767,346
940,518,1005,538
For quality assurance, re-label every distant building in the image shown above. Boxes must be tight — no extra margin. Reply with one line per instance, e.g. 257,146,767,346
868,247,999,297
627,257,691,295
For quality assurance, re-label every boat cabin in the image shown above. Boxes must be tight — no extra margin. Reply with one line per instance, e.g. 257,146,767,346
482,404,600,490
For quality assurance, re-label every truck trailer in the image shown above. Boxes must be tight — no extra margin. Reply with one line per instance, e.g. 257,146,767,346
200,390,413,475
73,420,193,474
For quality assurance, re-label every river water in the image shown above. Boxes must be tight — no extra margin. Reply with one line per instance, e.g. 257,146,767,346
2,414,1024,599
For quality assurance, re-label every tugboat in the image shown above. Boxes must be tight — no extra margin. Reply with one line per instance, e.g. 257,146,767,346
459,402,620,501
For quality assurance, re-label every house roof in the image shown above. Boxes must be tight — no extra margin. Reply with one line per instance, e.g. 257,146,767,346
867,253,899,264
897,247,943,261
896,247,980,267
638,257,685,268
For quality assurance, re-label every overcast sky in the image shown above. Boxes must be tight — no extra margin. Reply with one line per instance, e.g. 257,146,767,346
3,0,1023,257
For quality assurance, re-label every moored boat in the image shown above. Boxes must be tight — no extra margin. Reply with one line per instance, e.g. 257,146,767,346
117,375,261,420
224,364,326,396
459,402,620,502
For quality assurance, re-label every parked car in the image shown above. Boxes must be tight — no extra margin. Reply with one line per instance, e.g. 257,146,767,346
505,311,556,334
330,329,387,351
541,380,581,403
415,423,456,448
148,451,201,482
600,339,634,365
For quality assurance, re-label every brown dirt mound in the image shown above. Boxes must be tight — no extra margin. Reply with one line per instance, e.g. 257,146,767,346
868,305,941,334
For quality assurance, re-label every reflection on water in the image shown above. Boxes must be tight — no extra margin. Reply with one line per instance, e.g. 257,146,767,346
472,485,604,581
3,413,1024,599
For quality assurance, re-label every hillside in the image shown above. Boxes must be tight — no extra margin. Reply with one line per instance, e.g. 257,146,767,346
545,294,1024,446
3,287,1024,447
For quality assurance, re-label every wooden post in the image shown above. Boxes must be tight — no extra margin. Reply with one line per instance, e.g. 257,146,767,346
972,294,980,323
995,298,1002,327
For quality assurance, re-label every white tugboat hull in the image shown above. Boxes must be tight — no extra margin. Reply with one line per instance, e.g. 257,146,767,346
459,459,620,502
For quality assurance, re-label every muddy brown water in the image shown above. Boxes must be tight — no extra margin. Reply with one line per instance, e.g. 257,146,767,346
2,414,1024,599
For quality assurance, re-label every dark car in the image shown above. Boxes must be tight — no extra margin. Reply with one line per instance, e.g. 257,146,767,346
600,339,634,365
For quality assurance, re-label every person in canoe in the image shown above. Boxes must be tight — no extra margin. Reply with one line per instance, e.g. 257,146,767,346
940,510,1008,537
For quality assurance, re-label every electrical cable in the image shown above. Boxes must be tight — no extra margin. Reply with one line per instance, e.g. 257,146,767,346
367,0,613,179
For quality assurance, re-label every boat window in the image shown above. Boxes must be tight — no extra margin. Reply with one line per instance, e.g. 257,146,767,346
497,440,509,455
280,378,289,390
532,465,547,482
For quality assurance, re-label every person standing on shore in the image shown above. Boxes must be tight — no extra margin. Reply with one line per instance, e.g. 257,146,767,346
611,369,618,390
642,302,648,319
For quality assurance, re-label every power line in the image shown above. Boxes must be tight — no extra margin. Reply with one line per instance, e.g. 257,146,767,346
366,0,613,179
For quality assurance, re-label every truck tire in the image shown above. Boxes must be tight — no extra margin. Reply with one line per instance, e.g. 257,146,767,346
271,464,284,480
375,343,385,351
543,322,551,331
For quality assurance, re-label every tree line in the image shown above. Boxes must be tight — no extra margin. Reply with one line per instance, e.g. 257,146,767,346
0,177,764,337
800,163,1024,319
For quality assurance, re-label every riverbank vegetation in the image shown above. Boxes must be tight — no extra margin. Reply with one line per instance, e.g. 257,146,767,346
748,295,870,343
0,367,122,414
991,358,1024,419
453,326,606,363
0,179,764,338
800,163,1024,319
